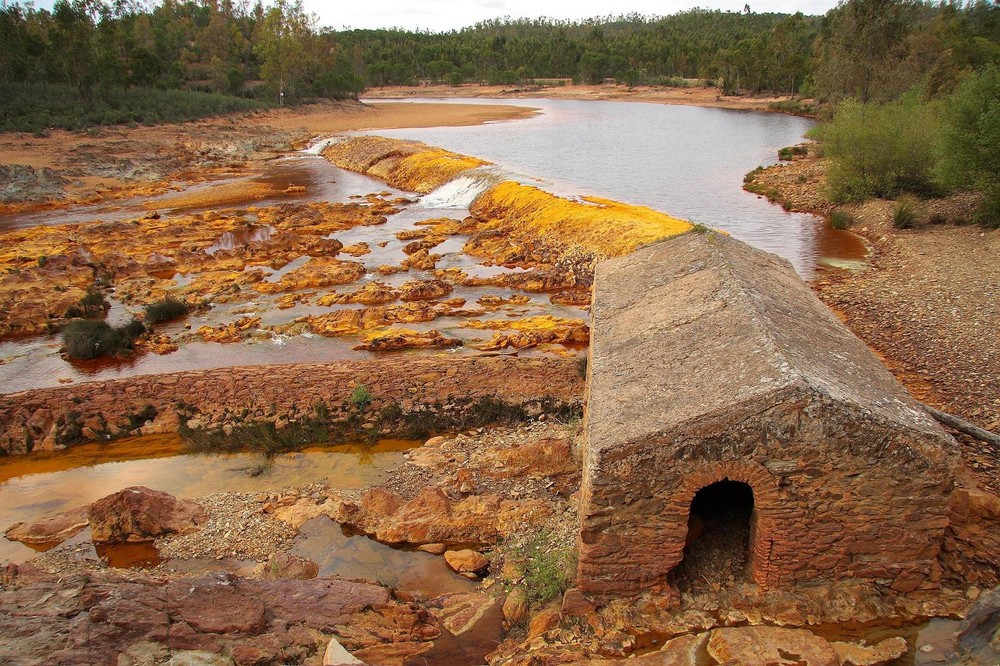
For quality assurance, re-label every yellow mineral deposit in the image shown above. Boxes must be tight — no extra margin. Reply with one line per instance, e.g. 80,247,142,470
254,257,366,294
353,327,463,351
323,136,487,193
469,181,692,258
465,315,590,351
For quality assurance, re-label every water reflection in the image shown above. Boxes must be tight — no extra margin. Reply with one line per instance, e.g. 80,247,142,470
368,98,854,279
291,515,475,598
0,434,418,563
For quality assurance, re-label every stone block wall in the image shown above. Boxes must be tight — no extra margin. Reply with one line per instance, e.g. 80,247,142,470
577,391,957,597
0,357,584,455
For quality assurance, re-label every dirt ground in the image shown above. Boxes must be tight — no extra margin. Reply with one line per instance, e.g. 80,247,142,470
0,100,537,207
363,82,798,112
748,152,1000,490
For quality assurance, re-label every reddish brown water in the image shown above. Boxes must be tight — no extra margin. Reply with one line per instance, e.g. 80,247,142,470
0,433,420,564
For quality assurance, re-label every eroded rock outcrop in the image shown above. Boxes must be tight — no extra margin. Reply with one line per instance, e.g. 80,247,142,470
88,486,208,544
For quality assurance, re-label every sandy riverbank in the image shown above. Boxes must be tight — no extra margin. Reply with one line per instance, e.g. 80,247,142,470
363,82,799,112
0,100,537,206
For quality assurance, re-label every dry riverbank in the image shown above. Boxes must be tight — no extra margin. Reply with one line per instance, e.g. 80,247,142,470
746,150,1000,492
0,99,536,212
363,82,800,113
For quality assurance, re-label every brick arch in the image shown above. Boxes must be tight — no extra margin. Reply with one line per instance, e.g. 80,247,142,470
664,461,781,587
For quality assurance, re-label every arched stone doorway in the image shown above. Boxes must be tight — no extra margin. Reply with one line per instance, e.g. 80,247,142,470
669,479,755,593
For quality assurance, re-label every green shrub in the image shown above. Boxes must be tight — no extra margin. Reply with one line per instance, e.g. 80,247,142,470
814,94,940,202
892,196,921,229
777,144,808,160
936,65,1000,228
830,209,855,229
144,298,190,324
517,530,577,606
61,318,144,360
350,384,374,411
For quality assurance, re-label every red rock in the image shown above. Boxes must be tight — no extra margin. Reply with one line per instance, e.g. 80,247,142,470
527,607,561,641
4,504,89,548
502,587,529,625
561,588,596,617
832,636,908,666
443,549,489,575
706,626,839,666
258,552,319,580
168,579,267,635
88,486,208,544
417,543,447,555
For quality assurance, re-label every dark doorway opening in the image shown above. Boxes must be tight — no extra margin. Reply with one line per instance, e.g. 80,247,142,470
668,479,754,593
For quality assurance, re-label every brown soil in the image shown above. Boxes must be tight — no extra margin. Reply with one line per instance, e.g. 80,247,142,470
0,99,536,209
748,151,1000,492
365,82,799,113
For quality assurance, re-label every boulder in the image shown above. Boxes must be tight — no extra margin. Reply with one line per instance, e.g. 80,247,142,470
957,585,1000,664
706,626,839,666
168,579,267,635
502,587,529,626
527,607,561,641
4,505,89,548
444,549,489,576
257,552,319,580
561,588,596,617
88,486,208,544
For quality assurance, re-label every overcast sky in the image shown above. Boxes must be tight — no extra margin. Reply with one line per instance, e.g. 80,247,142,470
28,0,842,33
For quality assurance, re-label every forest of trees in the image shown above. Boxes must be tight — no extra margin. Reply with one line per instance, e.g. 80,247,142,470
2,0,997,106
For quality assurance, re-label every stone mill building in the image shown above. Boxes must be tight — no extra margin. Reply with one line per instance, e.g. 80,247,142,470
576,232,960,598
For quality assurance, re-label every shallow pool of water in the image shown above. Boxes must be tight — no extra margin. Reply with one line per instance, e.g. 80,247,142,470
0,433,419,563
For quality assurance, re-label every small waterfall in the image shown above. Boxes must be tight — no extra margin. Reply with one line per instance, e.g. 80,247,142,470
301,136,343,156
205,225,274,255
421,169,503,209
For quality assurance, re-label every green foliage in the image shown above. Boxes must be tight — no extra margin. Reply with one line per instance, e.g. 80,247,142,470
0,83,266,133
816,94,941,201
936,65,1000,228
514,530,577,606
144,298,190,324
777,144,808,160
830,209,855,229
349,384,374,411
61,318,144,360
892,196,921,229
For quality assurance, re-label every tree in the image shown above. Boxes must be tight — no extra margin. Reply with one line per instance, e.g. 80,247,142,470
253,0,312,102
813,0,920,102
936,65,1000,226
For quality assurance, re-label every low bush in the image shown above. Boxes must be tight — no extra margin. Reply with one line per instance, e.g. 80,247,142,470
892,196,921,229
350,384,374,411
812,93,940,202
517,529,577,606
62,318,145,360
830,209,855,229
777,144,808,160
144,298,190,324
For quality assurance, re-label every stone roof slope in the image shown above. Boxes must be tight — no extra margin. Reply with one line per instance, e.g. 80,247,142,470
587,231,948,455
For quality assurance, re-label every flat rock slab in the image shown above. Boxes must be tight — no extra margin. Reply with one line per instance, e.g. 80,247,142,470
707,626,839,666
4,504,89,548
0,570,397,666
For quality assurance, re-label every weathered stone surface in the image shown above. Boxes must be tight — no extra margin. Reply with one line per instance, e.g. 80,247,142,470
4,504,89,548
578,232,959,597
944,488,1000,586
956,585,1000,665
1,357,583,453
707,626,839,666
168,579,267,635
0,571,402,666
831,636,908,665
502,588,529,626
443,549,489,575
88,486,207,544
561,588,596,617
527,607,561,641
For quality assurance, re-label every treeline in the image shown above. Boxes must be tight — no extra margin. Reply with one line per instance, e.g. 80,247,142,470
344,11,819,94
802,0,1000,226
0,0,364,99
0,0,365,130
0,0,998,131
